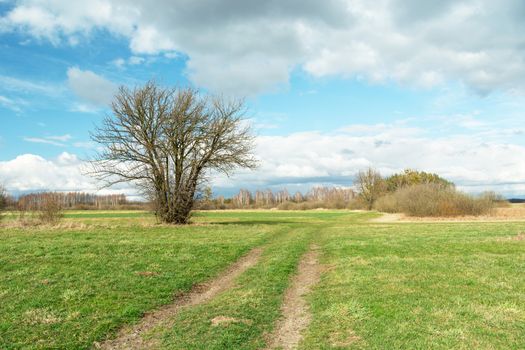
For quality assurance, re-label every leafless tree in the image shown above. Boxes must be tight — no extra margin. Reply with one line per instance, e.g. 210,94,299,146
90,81,257,224
355,167,386,210
233,189,252,208
293,191,304,203
0,184,7,221
275,189,290,204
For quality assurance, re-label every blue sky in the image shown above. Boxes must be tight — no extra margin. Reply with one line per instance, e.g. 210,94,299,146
1,0,525,197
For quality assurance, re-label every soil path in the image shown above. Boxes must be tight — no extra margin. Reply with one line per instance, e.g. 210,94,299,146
94,247,263,350
266,245,321,350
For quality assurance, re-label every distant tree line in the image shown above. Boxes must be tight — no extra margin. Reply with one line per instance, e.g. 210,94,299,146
195,168,506,217
0,191,143,212
0,189,146,225
195,186,357,210
17,192,131,211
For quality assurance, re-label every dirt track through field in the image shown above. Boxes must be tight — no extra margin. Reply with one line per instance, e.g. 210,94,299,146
94,247,263,350
266,245,321,350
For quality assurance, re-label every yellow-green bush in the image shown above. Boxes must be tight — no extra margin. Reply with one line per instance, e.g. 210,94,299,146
374,183,495,217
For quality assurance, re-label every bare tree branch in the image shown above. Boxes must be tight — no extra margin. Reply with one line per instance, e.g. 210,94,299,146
88,81,257,224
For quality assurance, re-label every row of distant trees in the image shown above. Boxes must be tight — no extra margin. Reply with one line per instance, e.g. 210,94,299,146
17,192,128,210
0,189,142,224
0,168,508,225
194,168,505,217
0,192,131,211
193,169,456,211
197,186,357,210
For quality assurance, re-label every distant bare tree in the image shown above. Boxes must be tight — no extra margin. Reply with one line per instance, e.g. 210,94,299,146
275,189,290,204
293,191,303,203
90,81,257,224
355,167,386,210
233,189,252,208
0,184,7,221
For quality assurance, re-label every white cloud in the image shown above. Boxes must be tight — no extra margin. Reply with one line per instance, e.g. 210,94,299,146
70,102,99,113
7,123,524,196
0,74,62,96
47,134,72,142
66,67,117,106
23,134,72,147
3,1,525,95
112,56,147,68
112,57,126,69
213,124,525,196
0,152,136,196
24,137,64,147
0,95,24,112
128,56,145,65
0,153,89,191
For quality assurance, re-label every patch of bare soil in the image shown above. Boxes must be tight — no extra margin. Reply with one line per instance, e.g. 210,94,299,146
266,245,321,350
94,247,263,350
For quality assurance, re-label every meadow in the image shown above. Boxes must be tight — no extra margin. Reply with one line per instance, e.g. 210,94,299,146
0,210,524,349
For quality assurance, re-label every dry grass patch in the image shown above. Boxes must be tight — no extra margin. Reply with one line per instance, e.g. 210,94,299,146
210,315,253,327
374,205,525,223
23,308,61,325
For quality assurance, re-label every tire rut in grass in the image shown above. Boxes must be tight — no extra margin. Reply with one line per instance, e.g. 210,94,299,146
266,244,321,350
94,247,263,350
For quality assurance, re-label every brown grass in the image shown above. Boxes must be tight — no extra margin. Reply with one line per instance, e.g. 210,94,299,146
374,204,525,222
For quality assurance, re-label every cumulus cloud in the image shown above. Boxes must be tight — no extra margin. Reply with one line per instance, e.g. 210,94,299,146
3,0,525,95
0,152,136,196
5,124,523,196
210,124,525,196
66,67,117,106
0,153,90,191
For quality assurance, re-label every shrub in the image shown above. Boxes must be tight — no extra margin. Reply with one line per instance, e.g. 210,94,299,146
38,194,63,224
373,193,399,213
277,201,325,210
374,183,495,217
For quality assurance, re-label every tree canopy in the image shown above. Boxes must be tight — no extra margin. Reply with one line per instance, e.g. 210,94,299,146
385,169,453,193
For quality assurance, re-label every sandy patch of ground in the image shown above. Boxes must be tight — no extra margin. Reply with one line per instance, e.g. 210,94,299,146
371,206,525,223
266,245,321,350
94,247,263,350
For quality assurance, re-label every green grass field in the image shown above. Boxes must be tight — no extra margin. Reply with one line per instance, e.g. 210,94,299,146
1,210,524,349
